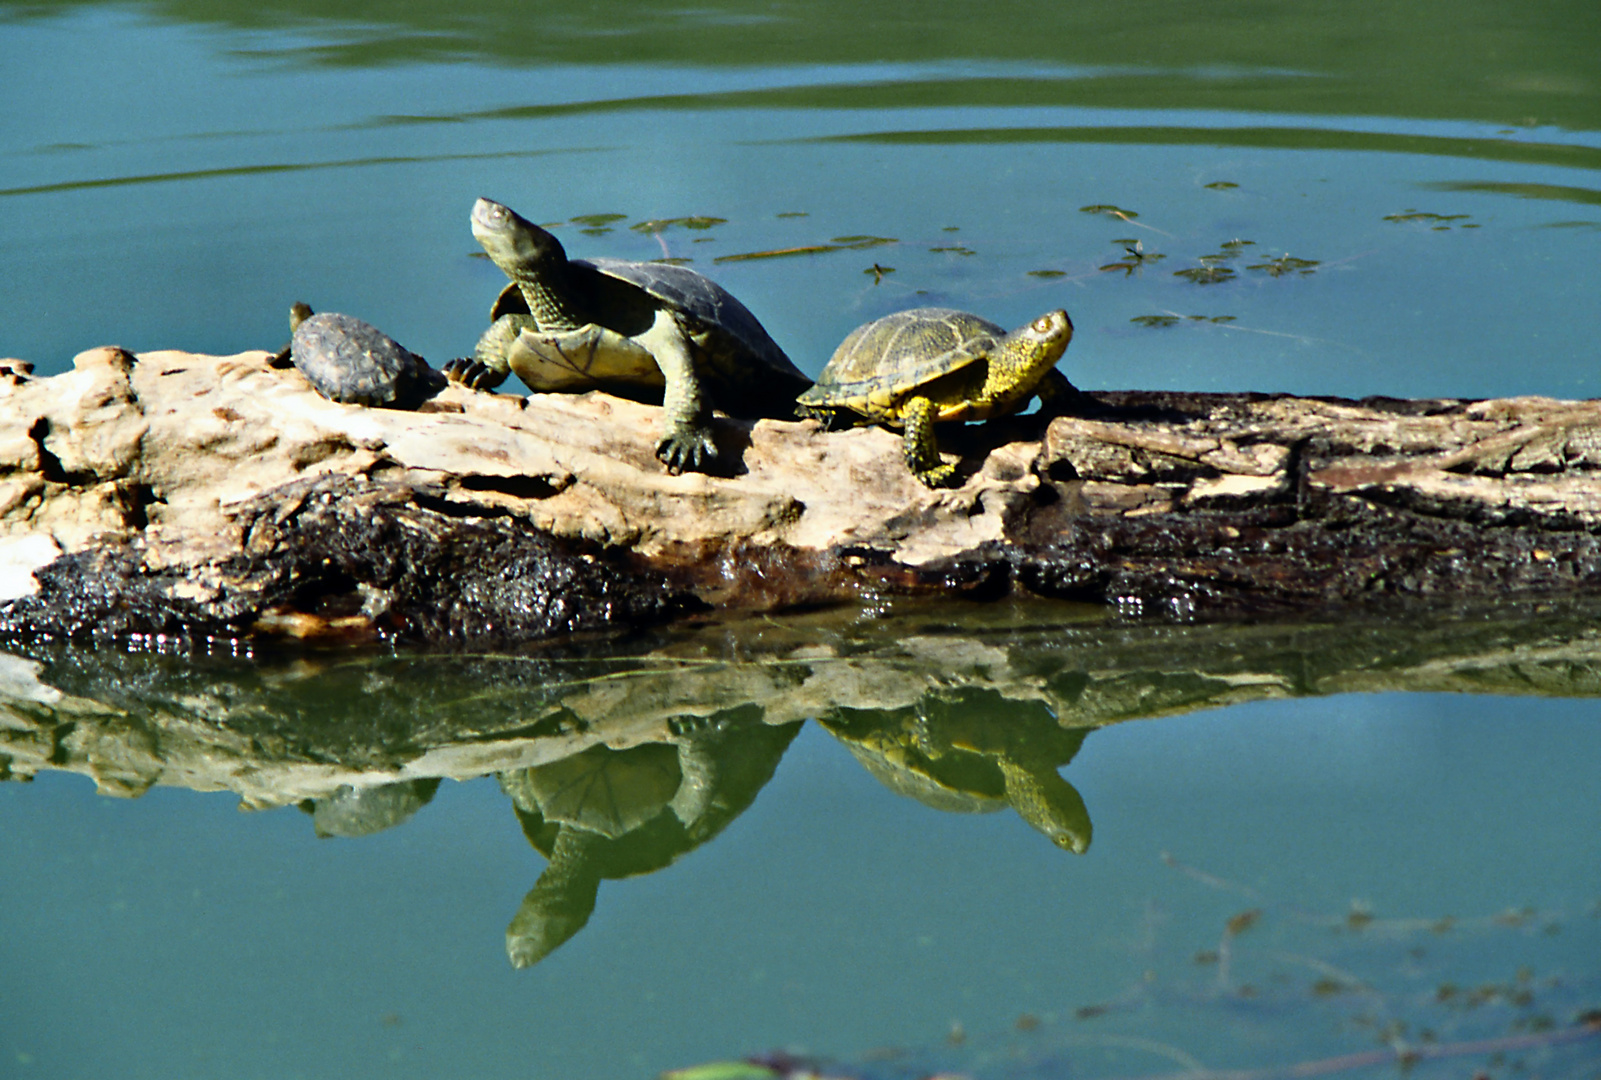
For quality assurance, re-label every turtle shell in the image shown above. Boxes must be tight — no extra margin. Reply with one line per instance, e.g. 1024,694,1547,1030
290,312,443,408
490,257,808,392
841,736,1008,815
503,742,683,840
797,307,1006,419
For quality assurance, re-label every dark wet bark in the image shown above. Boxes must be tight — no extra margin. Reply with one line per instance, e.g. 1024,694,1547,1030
0,474,705,647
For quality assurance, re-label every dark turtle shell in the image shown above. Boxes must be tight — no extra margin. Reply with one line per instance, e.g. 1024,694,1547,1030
290,312,445,408
490,257,810,413
798,307,1006,417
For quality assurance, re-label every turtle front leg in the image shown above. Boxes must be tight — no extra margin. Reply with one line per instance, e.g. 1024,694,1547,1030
901,395,957,488
444,314,528,390
637,308,716,473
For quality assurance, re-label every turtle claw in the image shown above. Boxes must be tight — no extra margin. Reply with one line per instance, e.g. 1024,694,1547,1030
656,427,718,474
443,356,507,391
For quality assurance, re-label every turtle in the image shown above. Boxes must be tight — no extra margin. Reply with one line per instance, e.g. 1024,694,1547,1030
304,778,441,839
273,302,446,408
819,698,1092,854
796,307,1077,487
497,713,800,968
445,198,812,474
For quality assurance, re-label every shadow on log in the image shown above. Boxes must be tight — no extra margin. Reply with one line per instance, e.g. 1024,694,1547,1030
1,347,1600,644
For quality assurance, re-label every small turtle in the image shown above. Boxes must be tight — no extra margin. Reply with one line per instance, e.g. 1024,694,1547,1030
446,198,811,474
274,302,445,408
796,307,1076,487
304,778,440,839
820,703,1092,854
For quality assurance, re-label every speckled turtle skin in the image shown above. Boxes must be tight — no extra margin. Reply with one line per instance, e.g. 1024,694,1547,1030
797,306,1076,487
447,198,811,474
278,303,445,408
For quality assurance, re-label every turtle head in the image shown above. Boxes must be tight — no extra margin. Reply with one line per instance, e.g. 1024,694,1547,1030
1010,309,1073,372
288,301,314,332
978,309,1074,410
997,757,1093,855
472,198,568,275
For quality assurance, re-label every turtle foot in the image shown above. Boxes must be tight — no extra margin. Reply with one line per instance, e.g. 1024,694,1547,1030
913,462,960,488
443,356,508,391
656,427,719,474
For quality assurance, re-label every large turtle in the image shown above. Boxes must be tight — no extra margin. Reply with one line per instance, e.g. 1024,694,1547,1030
446,198,812,474
796,307,1076,487
272,302,445,408
498,713,799,968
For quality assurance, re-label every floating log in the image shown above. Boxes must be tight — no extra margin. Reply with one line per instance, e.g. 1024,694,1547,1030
0,345,1599,645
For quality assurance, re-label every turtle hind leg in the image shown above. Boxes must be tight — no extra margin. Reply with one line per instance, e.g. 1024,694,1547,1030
901,395,957,487
639,309,717,473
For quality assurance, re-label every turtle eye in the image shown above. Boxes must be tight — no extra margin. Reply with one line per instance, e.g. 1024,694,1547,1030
1033,315,1054,333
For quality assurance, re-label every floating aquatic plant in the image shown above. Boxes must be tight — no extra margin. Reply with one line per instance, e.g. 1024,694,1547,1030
570,212,627,236
1247,255,1320,277
631,215,727,233
1174,265,1237,285
1080,204,1139,220
714,235,896,263
1384,210,1474,230
1101,238,1166,274
1131,314,1235,328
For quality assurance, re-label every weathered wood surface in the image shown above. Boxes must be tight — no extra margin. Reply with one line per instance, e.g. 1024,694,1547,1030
1,345,1600,644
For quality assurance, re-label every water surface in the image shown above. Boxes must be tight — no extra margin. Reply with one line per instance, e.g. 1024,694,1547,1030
2,3,1600,1077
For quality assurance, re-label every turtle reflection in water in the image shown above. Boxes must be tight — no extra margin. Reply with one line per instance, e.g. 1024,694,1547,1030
499,710,800,968
302,778,441,839
820,691,1092,853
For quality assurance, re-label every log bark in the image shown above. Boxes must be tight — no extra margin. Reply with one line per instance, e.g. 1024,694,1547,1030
1,345,1599,645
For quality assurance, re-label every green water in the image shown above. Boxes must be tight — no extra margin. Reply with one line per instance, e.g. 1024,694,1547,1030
3,2,1601,1078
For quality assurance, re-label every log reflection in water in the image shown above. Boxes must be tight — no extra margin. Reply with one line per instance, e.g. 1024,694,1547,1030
6,595,1601,805
5,597,1601,963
